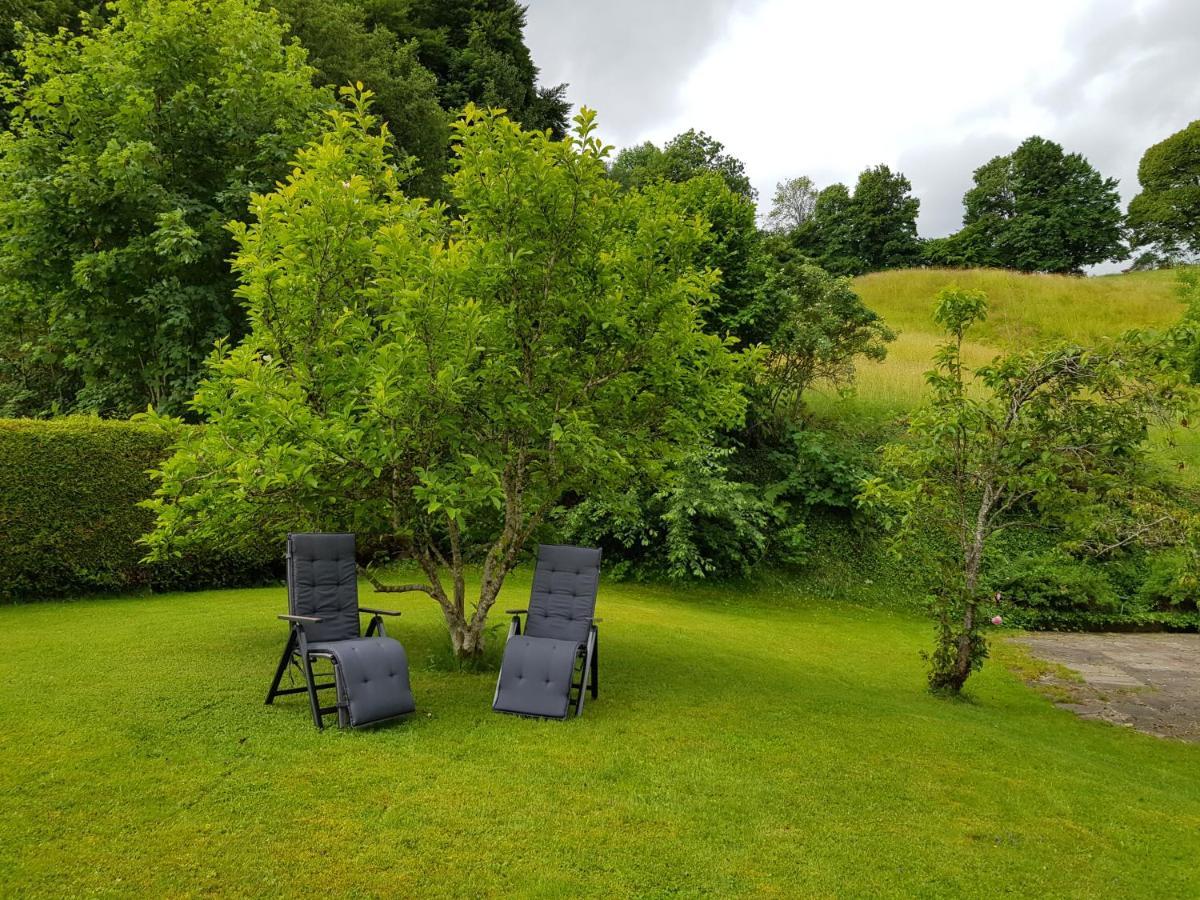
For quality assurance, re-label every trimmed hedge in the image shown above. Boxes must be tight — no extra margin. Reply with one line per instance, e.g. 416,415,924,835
0,417,278,600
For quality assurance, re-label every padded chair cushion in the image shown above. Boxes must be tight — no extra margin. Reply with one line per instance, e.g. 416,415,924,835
524,544,601,644
493,636,582,719
289,533,360,643
308,637,415,727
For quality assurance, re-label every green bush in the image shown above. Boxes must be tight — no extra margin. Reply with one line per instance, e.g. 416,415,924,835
987,548,1200,631
555,420,892,583
555,445,787,581
1135,551,1200,621
987,551,1121,630
0,417,277,600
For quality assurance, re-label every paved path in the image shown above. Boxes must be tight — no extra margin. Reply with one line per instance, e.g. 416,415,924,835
1012,633,1200,743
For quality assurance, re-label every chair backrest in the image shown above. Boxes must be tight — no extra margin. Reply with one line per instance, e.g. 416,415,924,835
524,544,602,644
287,533,361,642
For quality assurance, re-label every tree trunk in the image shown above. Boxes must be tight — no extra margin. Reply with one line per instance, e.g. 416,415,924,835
447,562,511,660
951,600,977,690
437,562,510,660
396,466,552,661
448,616,484,658
948,503,988,692
439,563,487,660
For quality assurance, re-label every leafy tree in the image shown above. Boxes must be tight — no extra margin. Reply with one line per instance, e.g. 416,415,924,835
1,0,66,58
0,0,95,119
268,0,449,198
4,0,570,196
958,136,1125,274
751,263,894,433
0,0,330,417
648,172,768,340
142,97,748,659
788,182,864,276
850,164,921,271
658,129,755,200
1127,120,1200,264
610,129,755,200
606,141,661,191
919,228,1004,270
860,288,1195,693
779,167,919,276
765,175,817,233
609,133,765,340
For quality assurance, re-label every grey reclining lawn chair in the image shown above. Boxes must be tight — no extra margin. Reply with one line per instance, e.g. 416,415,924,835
493,544,602,719
265,533,415,729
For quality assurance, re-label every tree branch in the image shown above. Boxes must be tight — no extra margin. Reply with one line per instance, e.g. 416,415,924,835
357,564,438,597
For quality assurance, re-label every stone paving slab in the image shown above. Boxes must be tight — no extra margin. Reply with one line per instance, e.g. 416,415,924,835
1011,633,1200,743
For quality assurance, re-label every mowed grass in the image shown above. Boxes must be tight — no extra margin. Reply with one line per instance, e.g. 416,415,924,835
810,267,1188,418
2,572,1199,897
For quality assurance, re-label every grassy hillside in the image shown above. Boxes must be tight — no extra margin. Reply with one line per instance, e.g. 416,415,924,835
834,267,1186,415
811,267,1197,485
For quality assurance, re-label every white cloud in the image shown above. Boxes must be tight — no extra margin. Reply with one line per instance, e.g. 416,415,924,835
526,0,1200,251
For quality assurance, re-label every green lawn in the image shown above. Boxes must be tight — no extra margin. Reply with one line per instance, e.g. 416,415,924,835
2,571,1198,897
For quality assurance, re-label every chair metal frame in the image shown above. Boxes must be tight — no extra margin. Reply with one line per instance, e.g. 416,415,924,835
492,544,603,719
496,609,600,717
264,536,402,729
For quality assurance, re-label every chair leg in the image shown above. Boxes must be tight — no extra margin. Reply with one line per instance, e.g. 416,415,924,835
574,657,588,717
331,658,350,728
590,628,599,699
265,628,299,705
297,631,324,730
575,633,596,717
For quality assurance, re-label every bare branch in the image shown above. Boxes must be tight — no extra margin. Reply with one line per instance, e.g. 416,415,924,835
357,564,438,597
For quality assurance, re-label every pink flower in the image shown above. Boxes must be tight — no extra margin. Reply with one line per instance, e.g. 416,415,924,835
991,615,1003,626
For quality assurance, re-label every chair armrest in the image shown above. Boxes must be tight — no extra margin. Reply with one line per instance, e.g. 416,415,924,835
360,607,401,616
278,614,322,624
505,609,528,615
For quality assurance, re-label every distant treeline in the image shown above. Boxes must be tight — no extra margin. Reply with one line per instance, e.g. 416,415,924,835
757,128,1200,279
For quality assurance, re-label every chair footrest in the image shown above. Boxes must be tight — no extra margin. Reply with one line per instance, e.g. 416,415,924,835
308,637,415,727
493,636,582,719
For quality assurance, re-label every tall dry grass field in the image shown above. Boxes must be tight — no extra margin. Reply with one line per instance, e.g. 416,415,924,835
810,267,1187,416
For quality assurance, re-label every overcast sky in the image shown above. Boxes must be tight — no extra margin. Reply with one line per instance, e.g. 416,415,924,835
524,0,1200,246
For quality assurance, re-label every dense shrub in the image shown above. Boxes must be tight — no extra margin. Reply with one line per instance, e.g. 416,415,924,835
986,551,1122,630
1134,551,1200,621
0,417,277,600
987,549,1200,631
555,445,797,581
556,424,883,582
755,426,879,512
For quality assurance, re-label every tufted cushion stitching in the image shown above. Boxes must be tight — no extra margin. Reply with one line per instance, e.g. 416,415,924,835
524,544,601,643
493,636,581,718
309,636,415,726
288,533,360,643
